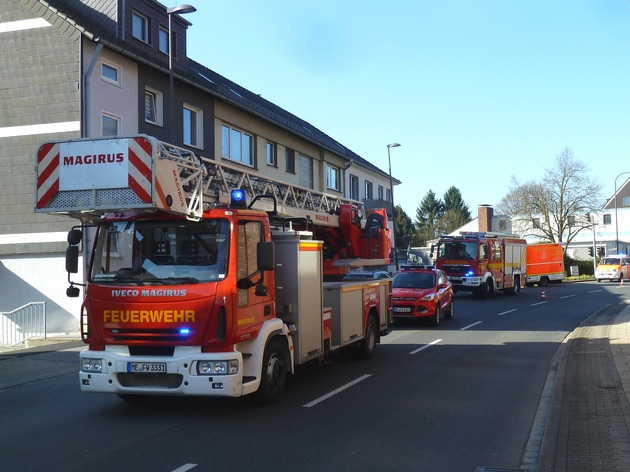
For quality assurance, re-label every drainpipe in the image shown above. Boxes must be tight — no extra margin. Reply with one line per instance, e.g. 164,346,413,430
83,40,103,137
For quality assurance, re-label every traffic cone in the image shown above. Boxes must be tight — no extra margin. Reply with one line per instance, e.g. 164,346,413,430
621,278,625,287
541,290,546,301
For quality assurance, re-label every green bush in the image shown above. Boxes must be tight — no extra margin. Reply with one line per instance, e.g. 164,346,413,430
563,254,595,277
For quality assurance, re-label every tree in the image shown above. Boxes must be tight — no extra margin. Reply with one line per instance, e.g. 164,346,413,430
415,190,444,242
497,147,602,256
392,204,415,249
439,187,471,234
443,186,471,218
438,208,471,235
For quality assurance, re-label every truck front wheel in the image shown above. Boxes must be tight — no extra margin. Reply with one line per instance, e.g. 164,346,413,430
257,338,288,404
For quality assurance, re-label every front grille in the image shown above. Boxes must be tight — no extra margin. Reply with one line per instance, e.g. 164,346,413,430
128,346,175,356
117,373,182,388
444,264,471,276
109,328,190,343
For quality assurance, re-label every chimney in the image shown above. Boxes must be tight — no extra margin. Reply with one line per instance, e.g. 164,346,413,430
478,205,493,232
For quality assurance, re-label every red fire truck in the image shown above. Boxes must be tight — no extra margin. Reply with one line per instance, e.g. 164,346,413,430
35,135,392,403
431,232,527,297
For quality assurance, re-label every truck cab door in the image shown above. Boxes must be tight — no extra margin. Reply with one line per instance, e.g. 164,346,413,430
234,220,274,339
489,240,503,283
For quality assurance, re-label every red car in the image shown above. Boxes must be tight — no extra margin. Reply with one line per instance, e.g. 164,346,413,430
392,266,454,326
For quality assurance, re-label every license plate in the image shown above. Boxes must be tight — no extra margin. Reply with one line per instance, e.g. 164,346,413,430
127,362,166,373
393,307,412,313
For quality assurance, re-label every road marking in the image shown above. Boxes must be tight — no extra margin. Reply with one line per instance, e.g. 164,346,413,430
530,301,548,306
588,289,604,293
461,321,483,331
303,374,372,408
497,309,517,316
560,294,575,299
172,465,197,472
409,338,442,355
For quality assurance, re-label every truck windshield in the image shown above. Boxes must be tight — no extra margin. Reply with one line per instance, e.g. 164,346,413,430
437,241,478,260
90,219,229,284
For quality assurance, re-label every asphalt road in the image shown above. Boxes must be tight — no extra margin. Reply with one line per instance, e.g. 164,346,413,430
0,281,624,472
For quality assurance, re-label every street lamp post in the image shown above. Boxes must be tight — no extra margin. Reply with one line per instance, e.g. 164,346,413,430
167,4,196,142
614,171,630,255
387,143,401,272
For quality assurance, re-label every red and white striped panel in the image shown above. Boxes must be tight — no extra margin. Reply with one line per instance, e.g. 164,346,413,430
36,141,60,209
127,136,153,204
36,137,154,209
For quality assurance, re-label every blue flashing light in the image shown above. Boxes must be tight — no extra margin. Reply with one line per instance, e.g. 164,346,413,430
179,327,191,335
230,189,247,209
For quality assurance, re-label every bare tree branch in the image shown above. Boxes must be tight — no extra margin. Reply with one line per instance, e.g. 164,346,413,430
497,148,602,256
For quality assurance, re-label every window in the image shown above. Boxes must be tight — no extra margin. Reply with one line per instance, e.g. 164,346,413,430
299,154,313,189
159,26,169,54
498,219,508,231
101,61,120,86
183,104,203,148
221,125,253,166
568,215,576,226
349,175,359,200
623,196,630,207
377,185,384,200
532,218,541,229
386,188,391,202
491,240,502,262
144,88,163,125
365,181,373,200
102,113,120,136
603,214,612,225
266,142,276,166
286,149,295,173
237,221,263,307
132,11,149,43
326,164,339,191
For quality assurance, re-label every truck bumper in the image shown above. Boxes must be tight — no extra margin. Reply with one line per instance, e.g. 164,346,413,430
448,276,482,289
79,345,245,397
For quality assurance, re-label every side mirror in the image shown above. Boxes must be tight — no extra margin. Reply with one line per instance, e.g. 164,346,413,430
257,241,275,271
236,277,256,290
66,245,79,273
66,285,81,297
67,229,83,246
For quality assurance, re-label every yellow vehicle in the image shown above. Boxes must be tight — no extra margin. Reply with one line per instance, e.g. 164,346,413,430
595,256,630,282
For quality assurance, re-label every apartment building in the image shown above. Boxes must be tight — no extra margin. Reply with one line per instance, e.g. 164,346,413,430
0,0,399,331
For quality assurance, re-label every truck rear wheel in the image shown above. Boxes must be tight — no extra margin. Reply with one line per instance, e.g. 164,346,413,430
257,338,288,404
539,276,549,287
359,315,378,359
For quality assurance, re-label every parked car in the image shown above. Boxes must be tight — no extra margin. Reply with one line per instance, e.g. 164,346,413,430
392,265,454,326
343,270,392,280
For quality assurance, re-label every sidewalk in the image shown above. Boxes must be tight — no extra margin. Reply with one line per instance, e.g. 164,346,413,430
0,333,82,354
537,303,630,471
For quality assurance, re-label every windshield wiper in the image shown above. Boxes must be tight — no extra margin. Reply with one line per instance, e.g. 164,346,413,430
160,277,201,284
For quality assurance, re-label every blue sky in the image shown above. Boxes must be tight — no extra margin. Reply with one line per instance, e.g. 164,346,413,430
180,0,630,220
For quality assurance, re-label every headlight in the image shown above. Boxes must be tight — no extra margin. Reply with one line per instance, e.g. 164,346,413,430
81,358,104,372
197,360,239,375
421,293,436,301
